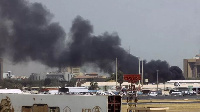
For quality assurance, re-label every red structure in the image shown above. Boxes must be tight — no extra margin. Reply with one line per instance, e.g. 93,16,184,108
123,74,141,111
123,74,141,83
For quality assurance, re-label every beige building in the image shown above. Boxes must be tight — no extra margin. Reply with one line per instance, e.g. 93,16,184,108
183,55,200,78
60,67,82,76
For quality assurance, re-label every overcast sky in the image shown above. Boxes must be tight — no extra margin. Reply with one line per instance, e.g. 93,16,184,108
4,0,200,75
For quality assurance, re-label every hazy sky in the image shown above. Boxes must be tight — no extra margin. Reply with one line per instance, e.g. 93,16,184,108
4,0,200,75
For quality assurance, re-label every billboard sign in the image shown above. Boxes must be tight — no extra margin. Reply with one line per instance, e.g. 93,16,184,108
123,74,141,83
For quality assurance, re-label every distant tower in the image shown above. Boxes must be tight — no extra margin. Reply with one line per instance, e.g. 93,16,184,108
183,55,200,78
0,58,3,80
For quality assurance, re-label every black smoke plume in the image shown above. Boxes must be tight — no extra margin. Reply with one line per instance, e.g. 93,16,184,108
0,0,184,82
58,16,139,74
143,60,184,83
0,0,65,66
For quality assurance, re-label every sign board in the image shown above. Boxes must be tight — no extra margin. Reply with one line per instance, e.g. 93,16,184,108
174,82,180,86
123,74,141,83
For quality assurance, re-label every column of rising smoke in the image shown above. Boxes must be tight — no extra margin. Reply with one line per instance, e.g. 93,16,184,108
0,0,184,82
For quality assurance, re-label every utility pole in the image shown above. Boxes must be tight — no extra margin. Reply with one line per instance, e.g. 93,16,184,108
116,58,118,91
142,59,143,86
138,58,140,75
157,70,159,93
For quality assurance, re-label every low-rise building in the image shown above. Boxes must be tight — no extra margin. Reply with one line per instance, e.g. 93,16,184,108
29,73,46,81
46,72,74,81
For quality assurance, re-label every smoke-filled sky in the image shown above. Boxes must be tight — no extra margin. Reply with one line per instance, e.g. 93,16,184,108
2,0,200,76
30,0,200,66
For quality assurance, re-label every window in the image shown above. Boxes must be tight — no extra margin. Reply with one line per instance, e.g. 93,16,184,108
49,107,60,112
22,106,32,112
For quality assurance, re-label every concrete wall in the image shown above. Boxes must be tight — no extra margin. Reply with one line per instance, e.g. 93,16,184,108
0,94,109,112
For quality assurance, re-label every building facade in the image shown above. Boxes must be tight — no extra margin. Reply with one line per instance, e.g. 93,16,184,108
29,72,74,81
183,55,200,78
46,72,74,81
60,67,82,76
29,73,47,81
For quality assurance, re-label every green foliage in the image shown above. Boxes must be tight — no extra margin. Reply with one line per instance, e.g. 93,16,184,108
44,78,51,86
0,77,78,89
46,79,60,87
107,70,124,85
0,79,44,89
0,79,26,89
65,78,77,87
88,81,99,90
104,85,108,91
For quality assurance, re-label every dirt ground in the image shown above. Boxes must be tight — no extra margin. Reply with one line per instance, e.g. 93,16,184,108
121,99,200,112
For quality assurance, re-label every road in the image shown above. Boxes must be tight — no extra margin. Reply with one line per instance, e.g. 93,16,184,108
122,94,200,100
122,95,200,105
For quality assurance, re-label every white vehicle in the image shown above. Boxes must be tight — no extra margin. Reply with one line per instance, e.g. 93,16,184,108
148,91,158,96
170,90,183,96
189,90,196,95
183,90,196,96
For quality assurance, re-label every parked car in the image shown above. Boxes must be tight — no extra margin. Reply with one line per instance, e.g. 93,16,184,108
137,91,143,95
162,90,170,96
148,91,158,96
182,90,196,96
127,91,136,95
189,90,197,95
170,90,183,96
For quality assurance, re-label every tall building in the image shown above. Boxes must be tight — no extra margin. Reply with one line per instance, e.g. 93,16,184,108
0,58,2,80
183,55,200,78
29,73,47,81
60,67,82,76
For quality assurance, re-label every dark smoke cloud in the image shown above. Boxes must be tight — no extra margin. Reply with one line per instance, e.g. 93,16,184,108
0,0,184,82
0,0,65,66
58,16,139,73
143,60,185,83
59,16,184,82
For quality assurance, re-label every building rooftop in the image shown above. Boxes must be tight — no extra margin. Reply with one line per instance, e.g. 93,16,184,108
74,75,98,79
167,80,200,83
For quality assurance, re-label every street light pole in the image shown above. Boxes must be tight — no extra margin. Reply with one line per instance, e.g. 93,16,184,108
116,58,118,91
157,70,159,93
138,58,140,75
142,59,143,86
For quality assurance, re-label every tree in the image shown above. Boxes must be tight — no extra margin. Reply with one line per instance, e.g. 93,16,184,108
44,78,51,86
65,78,77,87
107,70,124,86
89,81,99,90
104,85,108,91
117,70,124,86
